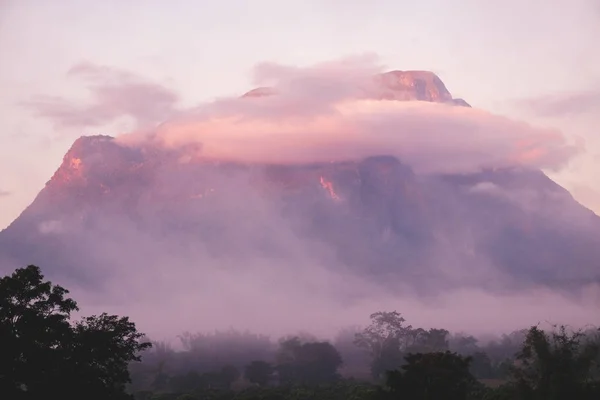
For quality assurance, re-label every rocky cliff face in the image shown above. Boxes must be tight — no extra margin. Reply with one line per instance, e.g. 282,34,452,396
374,70,452,102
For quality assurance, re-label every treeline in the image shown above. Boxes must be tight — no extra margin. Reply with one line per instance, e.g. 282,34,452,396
130,312,600,400
130,314,523,390
1,265,599,400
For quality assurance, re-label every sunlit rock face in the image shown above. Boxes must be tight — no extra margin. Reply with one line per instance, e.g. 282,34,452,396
374,70,454,102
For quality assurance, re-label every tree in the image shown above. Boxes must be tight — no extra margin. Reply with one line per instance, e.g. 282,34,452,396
469,351,494,379
219,365,241,389
169,370,203,392
0,265,77,398
67,313,152,397
245,361,274,386
276,337,343,385
484,329,527,364
354,311,412,379
511,325,600,400
385,351,476,400
449,333,480,355
0,265,151,399
406,328,450,354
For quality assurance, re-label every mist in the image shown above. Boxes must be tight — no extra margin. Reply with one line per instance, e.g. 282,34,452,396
54,161,598,342
4,56,599,346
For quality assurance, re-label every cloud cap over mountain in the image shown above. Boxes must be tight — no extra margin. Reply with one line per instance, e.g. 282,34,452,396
116,56,580,175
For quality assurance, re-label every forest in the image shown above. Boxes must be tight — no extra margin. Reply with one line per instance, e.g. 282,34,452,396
1,265,599,400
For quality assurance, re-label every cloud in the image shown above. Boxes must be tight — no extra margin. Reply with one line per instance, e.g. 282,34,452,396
23,62,181,130
118,56,580,175
519,89,600,117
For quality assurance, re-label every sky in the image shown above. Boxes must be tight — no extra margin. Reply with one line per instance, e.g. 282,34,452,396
1,0,600,229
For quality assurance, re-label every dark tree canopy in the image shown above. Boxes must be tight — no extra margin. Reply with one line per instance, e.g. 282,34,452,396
511,325,600,400
244,360,273,386
276,337,343,385
385,351,475,400
0,265,151,399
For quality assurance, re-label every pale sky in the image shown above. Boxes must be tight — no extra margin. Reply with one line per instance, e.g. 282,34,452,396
1,0,599,229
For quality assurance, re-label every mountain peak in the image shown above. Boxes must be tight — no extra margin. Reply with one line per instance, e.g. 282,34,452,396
241,87,278,98
375,70,451,102
241,69,470,106
373,70,470,106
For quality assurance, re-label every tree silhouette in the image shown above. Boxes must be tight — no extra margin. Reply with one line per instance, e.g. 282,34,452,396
276,337,343,385
219,365,241,389
244,361,273,386
511,325,600,400
385,351,475,400
354,311,412,379
469,351,494,379
0,265,151,399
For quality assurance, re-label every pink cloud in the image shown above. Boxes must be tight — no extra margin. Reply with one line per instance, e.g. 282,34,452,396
23,62,180,130
21,56,581,175
519,89,600,117
119,57,580,175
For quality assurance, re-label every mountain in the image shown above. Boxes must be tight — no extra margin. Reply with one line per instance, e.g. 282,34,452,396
242,70,472,106
1,71,598,294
